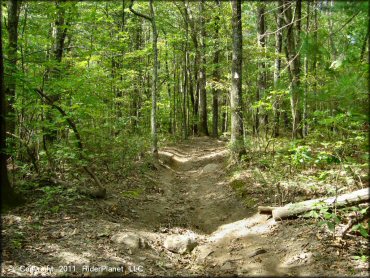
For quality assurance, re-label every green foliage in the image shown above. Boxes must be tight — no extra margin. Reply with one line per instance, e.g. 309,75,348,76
304,201,341,234
352,223,369,238
36,186,64,209
353,255,369,263
121,189,143,199
11,231,25,249
2,0,368,229
36,186,78,213
289,145,313,168
315,151,340,165
305,203,369,239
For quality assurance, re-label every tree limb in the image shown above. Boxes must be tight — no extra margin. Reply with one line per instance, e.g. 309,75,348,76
129,0,152,21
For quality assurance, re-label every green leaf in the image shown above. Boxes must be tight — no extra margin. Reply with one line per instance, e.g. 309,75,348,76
327,222,335,231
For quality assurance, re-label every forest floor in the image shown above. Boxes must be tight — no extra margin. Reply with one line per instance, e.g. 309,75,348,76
1,137,368,277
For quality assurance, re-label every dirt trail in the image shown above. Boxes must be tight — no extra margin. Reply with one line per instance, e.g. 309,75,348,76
2,137,367,276
136,137,251,234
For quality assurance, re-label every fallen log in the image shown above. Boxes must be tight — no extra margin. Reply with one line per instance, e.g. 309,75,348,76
272,188,370,221
258,206,278,215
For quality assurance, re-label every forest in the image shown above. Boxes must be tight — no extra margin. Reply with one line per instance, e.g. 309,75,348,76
1,0,369,276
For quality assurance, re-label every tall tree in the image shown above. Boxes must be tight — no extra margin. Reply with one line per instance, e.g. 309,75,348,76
284,0,302,139
230,0,244,159
44,0,69,144
182,5,189,139
1,0,23,208
6,0,21,134
185,0,199,135
129,0,158,157
212,0,221,138
198,0,209,136
303,1,310,137
272,0,284,137
256,3,267,136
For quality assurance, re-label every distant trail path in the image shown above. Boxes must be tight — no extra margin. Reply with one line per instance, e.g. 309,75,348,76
135,136,251,234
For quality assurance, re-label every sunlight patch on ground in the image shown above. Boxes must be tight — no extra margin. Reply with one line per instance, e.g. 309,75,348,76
209,214,274,242
56,251,90,264
159,149,228,169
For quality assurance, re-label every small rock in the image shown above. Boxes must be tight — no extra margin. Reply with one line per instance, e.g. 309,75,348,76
98,232,109,238
111,232,147,249
163,233,198,254
299,253,307,259
164,263,173,269
196,246,214,263
203,163,219,173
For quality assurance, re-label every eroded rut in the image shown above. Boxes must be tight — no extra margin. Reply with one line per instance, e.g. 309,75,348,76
152,138,251,233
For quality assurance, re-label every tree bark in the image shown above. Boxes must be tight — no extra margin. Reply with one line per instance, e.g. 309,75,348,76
0,0,24,208
183,11,189,139
221,95,228,133
5,0,20,134
230,0,244,159
256,3,267,136
212,0,221,138
360,29,369,62
273,0,283,138
284,0,302,139
44,0,69,143
150,0,158,156
185,1,199,135
313,0,318,111
303,1,310,137
327,0,337,61
198,0,209,136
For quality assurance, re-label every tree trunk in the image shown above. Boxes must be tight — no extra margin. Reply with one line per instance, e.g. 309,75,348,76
256,3,267,136
303,2,310,137
313,0,318,112
198,0,209,136
129,0,158,157
150,0,158,156
212,0,221,138
273,0,283,138
185,1,199,135
5,0,20,135
284,0,301,139
230,0,244,159
44,0,68,144
52,1,68,65
360,29,369,62
221,95,227,133
0,0,24,208
183,12,190,139
165,37,173,134
327,0,337,61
